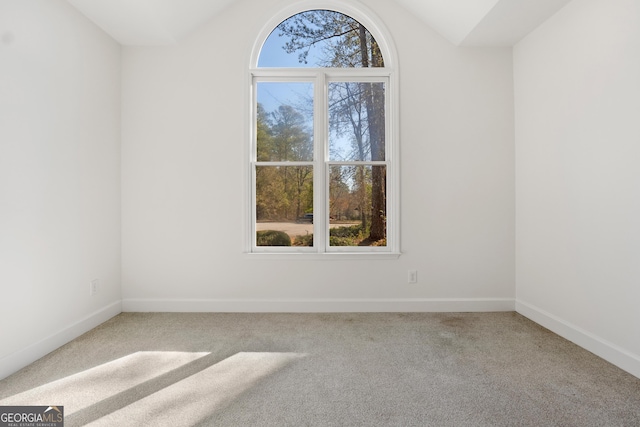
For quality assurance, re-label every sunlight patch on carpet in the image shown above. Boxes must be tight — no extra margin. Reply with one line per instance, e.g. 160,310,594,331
85,352,306,426
0,351,210,415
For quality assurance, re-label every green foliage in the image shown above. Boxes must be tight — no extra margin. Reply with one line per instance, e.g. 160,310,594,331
330,224,364,238
292,234,313,246
329,224,364,246
328,236,355,246
293,224,385,247
256,230,292,246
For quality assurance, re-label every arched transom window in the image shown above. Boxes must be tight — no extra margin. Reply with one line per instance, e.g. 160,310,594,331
249,7,398,256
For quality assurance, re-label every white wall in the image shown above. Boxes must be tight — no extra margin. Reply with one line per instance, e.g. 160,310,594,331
514,0,640,376
121,0,515,311
0,0,121,377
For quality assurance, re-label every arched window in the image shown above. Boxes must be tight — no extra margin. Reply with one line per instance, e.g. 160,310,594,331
249,5,398,256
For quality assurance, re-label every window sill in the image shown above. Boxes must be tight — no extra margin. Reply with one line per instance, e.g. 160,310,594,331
244,252,402,260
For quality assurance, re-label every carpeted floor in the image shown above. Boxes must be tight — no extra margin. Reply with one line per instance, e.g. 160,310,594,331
1,312,639,426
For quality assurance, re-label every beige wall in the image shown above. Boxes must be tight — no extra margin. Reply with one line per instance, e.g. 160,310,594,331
0,0,122,370
120,0,515,308
515,0,640,376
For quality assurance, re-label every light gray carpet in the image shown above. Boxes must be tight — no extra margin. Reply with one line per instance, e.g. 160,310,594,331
1,312,639,426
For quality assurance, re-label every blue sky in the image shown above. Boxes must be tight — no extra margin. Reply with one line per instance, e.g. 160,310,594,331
258,26,324,68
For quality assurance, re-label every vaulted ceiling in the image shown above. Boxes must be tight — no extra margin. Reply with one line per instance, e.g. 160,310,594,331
66,0,572,46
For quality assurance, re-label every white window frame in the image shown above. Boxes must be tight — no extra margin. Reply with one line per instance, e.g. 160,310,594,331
246,1,400,259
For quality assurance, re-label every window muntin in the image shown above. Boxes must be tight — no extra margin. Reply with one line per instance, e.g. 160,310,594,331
250,8,396,254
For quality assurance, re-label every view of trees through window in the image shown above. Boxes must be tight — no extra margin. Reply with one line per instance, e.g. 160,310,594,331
254,10,388,249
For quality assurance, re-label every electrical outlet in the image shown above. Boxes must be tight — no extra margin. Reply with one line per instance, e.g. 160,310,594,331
90,279,99,296
408,270,418,284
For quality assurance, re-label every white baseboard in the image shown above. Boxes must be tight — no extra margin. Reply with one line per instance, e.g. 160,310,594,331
516,300,640,379
122,298,515,313
0,301,122,381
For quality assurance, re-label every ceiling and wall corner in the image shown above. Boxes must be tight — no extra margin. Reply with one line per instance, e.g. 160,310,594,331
460,0,574,46
64,0,573,46
65,0,237,45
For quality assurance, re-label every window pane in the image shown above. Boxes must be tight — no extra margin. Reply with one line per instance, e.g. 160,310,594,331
256,165,313,247
257,82,313,162
328,82,385,161
258,10,384,68
329,165,386,247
